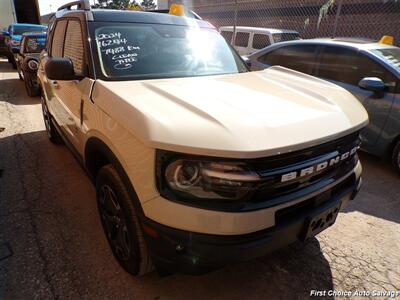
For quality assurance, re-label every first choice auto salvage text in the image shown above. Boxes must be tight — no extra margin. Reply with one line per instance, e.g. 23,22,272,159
310,290,400,298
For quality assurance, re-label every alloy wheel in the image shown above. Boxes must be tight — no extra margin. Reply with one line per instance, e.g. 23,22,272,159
98,184,132,261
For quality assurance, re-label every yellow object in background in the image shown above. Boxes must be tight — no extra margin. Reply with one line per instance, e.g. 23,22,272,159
379,35,394,46
169,4,185,17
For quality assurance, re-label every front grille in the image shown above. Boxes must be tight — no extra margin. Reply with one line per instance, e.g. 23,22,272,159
244,131,360,207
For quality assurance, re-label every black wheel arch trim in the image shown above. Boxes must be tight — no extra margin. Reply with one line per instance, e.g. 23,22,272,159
85,137,145,215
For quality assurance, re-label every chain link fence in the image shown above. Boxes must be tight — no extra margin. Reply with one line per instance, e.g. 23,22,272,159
184,0,400,46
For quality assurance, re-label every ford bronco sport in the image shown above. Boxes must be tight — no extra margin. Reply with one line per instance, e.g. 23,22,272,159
38,0,368,275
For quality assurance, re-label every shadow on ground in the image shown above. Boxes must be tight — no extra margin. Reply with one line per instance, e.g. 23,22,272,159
342,152,400,224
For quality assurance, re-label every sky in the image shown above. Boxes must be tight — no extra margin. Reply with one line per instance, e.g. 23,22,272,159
38,0,157,15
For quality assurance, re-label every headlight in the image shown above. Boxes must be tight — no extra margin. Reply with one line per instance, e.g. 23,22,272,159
28,59,39,71
156,150,261,205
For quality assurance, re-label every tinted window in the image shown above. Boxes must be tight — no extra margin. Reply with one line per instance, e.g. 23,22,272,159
257,47,285,65
24,36,46,53
235,32,249,47
221,31,233,43
272,33,300,43
63,20,84,76
252,34,270,49
12,25,47,35
51,20,67,57
371,48,400,73
259,45,318,74
317,46,397,90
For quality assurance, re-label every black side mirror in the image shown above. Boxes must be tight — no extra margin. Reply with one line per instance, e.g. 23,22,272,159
45,57,77,80
241,56,252,69
11,47,19,54
358,77,385,93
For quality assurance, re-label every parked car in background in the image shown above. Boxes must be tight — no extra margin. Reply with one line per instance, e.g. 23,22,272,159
219,26,300,55
38,1,368,276
6,23,47,68
249,37,400,173
16,32,46,96
0,30,12,62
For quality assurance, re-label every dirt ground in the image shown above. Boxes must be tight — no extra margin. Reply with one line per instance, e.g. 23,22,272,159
0,59,399,299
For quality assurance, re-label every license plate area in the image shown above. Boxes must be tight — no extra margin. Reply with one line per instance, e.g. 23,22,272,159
301,202,341,240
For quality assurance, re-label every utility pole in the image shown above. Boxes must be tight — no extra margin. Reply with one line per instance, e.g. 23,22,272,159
232,0,238,46
332,0,343,38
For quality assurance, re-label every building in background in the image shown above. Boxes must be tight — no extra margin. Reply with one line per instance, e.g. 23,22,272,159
0,0,40,28
182,0,400,45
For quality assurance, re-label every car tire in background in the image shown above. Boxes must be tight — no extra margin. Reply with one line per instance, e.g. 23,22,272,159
96,164,154,276
23,71,40,97
392,141,400,175
41,95,63,144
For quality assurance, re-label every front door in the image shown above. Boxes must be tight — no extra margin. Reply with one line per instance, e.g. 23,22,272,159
46,18,88,153
316,46,396,150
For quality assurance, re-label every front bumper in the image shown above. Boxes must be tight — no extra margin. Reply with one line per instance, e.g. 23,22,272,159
141,172,361,275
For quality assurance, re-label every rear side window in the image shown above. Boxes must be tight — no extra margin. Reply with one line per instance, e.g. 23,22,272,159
235,32,249,47
51,20,67,57
258,45,318,74
221,31,233,43
252,34,270,50
317,46,397,90
63,20,84,76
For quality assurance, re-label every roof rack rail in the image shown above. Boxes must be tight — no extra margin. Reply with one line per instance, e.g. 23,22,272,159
58,0,91,11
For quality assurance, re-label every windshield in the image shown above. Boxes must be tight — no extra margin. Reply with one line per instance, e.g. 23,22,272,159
272,33,300,43
371,48,400,73
24,36,46,53
94,23,247,80
13,25,47,36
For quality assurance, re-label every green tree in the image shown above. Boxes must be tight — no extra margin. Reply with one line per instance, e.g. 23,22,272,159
93,0,138,10
141,0,156,10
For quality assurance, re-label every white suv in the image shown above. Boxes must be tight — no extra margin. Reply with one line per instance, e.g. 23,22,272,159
38,1,368,276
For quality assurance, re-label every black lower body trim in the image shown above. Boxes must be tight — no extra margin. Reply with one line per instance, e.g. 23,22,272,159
141,176,361,275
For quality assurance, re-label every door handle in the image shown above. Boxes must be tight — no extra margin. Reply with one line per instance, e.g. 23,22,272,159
50,80,59,89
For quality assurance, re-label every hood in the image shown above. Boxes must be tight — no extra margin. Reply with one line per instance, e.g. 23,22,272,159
92,66,368,158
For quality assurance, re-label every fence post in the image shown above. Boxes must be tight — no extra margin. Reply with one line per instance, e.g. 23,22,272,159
232,0,238,46
332,0,343,38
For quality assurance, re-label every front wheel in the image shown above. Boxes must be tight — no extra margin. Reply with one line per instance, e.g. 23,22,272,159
392,141,400,175
96,164,153,276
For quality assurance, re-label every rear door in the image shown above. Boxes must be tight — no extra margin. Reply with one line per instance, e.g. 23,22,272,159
315,45,397,149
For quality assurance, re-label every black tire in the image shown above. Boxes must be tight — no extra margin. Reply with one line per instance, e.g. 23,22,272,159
24,71,40,97
17,65,23,80
10,55,17,69
392,141,400,175
96,164,153,276
41,95,63,144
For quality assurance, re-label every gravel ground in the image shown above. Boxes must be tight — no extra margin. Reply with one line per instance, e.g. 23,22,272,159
0,59,399,299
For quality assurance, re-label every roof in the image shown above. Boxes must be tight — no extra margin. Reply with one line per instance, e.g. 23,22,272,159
21,32,47,38
268,37,399,51
11,23,46,27
90,10,213,28
219,26,299,34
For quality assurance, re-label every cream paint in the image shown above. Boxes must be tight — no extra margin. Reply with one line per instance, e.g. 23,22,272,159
93,66,368,159
39,64,367,235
